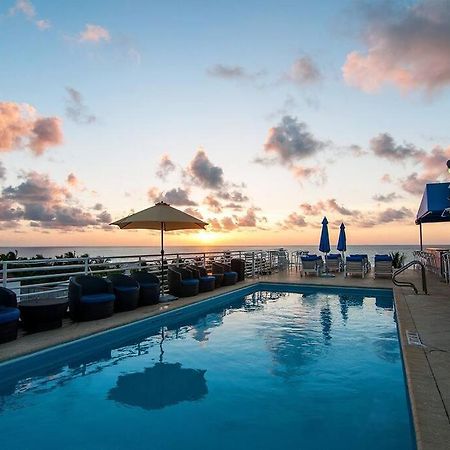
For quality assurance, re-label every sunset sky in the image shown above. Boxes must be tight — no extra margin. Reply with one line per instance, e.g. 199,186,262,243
1,0,450,247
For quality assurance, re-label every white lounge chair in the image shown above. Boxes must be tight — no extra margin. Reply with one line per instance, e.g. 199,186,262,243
300,255,323,276
374,255,393,279
345,255,369,278
325,254,342,272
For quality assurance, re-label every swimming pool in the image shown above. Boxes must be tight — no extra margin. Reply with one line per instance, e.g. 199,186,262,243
0,283,414,450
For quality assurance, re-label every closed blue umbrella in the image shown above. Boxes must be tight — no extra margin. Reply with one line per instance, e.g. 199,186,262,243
337,223,347,252
319,217,331,254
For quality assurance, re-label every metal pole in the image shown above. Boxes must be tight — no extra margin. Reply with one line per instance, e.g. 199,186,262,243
419,222,423,251
161,222,164,294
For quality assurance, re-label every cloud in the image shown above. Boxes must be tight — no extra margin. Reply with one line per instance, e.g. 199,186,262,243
300,199,360,217
263,116,327,165
372,192,401,203
381,173,392,183
185,150,224,189
67,173,78,187
0,171,111,229
291,165,327,185
148,186,197,206
65,87,96,125
349,144,367,157
9,0,50,30
206,64,264,81
184,207,203,219
217,190,249,203
400,145,450,194
0,102,63,155
79,24,111,43
203,195,222,213
236,208,258,227
93,203,103,211
155,154,176,180
221,216,237,231
281,212,308,229
370,133,423,161
342,1,450,93
284,56,322,85
0,161,6,180
377,207,413,223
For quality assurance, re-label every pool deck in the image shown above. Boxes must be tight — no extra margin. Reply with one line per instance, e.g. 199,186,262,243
1,268,449,449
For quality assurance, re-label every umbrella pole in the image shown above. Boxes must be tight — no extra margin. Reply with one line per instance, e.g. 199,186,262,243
161,222,164,295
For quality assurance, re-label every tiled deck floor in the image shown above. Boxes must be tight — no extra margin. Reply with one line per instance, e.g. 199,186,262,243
1,268,449,449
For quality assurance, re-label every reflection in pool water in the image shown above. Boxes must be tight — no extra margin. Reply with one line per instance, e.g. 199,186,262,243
0,288,413,450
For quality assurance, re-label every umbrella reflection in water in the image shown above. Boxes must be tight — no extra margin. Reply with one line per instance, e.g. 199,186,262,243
108,362,208,410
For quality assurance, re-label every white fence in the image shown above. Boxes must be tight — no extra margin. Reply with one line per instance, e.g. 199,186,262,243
0,249,290,301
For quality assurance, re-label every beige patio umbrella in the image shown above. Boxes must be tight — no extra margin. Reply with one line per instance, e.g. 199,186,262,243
111,201,208,300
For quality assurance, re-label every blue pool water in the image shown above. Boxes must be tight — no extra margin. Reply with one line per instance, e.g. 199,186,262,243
0,284,414,450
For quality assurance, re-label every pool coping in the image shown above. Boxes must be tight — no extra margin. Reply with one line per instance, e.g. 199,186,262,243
393,288,450,450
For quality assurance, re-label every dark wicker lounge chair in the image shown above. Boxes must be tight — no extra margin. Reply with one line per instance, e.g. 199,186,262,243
168,267,199,297
69,275,115,321
188,265,216,292
231,258,245,281
0,287,20,343
212,262,238,286
131,271,160,305
108,274,140,311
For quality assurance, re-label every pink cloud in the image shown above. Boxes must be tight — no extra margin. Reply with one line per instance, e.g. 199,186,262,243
342,1,450,93
67,173,78,187
0,102,63,155
79,24,111,43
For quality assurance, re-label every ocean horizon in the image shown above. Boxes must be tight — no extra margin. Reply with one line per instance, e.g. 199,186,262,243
2,244,448,263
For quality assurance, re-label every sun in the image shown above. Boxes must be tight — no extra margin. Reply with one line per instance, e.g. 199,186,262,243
197,231,217,243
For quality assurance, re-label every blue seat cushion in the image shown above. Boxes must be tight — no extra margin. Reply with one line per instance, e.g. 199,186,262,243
327,254,340,259
200,276,216,282
0,307,20,324
224,271,237,278
80,293,115,304
139,282,159,289
181,279,199,287
301,255,319,261
347,256,364,262
375,255,393,262
114,286,138,293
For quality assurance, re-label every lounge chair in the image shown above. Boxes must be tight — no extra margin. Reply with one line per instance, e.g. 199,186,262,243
69,275,115,321
211,262,238,286
230,258,246,281
374,255,393,279
108,274,140,311
345,255,370,278
300,255,323,276
188,265,216,292
325,254,342,272
168,267,199,297
131,271,160,305
0,287,20,343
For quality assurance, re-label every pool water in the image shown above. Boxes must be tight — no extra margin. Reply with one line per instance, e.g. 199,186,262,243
0,285,414,450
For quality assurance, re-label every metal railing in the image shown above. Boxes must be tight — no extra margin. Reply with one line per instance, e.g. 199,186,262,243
443,252,450,284
0,249,290,302
392,260,428,295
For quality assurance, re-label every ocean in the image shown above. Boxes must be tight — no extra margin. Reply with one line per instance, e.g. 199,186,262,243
0,244,443,263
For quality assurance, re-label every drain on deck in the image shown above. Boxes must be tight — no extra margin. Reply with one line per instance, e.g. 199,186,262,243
406,330,423,347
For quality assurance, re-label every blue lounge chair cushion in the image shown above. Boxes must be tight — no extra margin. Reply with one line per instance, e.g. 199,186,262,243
327,254,340,259
181,279,199,287
139,282,159,289
347,255,364,262
301,255,319,261
200,276,216,282
0,307,20,324
114,286,139,293
80,293,115,304
375,255,393,262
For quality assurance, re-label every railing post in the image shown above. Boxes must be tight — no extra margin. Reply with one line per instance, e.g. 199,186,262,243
252,252,255,278
2,261,7,287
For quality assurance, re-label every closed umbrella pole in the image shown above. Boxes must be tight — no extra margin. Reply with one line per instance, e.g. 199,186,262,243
319,217,331,276
337,222,347,263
